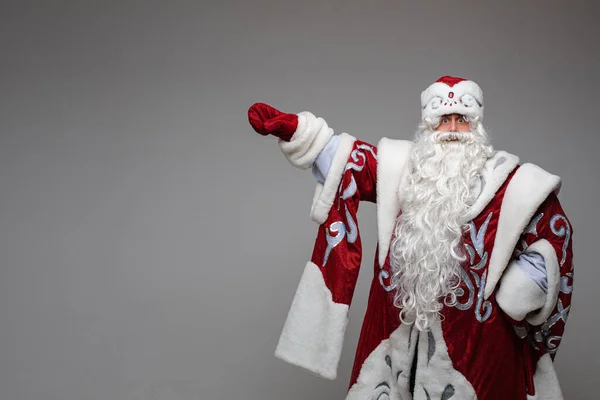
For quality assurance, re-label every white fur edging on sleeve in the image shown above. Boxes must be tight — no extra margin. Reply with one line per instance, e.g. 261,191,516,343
496,247,550,322
523,240,561,326
310,133,357,224
274,261,350,380
279,111,335,170
484,163,561,299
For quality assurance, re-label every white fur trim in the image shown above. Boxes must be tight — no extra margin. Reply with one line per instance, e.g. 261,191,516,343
414,321,477,400
309,133,357,224
274,261,349,380
464,151,519,222
279,111,335,170
496,254,547,322
484,164,561,299
421,80,484,121
346,324,415,399
376,138,414,267
346,321,477,400
526,353,564,400
524,240,561,326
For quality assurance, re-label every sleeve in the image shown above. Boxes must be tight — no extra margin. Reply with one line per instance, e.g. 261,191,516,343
496,191,574,358
278,110,378,222
312,134,341,183
514,252,548,292
274,138,378,380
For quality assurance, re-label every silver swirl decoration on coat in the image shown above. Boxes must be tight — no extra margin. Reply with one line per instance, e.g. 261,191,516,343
450,212,493,322
473,269,492,322
323,207,358,266
560,272,574,294
323,144,375,267
550,214,570,267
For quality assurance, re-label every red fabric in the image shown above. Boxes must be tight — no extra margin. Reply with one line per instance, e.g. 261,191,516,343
309,140,378,306
301,137,572,398
513,192,574,396
440,169,528,400
436,75,467,87
349,246,400,389
349,168,533,399
247,102,298,141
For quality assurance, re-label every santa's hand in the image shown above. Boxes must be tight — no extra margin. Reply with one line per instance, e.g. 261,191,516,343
247,102,298,142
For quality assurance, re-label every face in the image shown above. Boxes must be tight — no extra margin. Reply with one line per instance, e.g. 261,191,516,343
435,114,470,132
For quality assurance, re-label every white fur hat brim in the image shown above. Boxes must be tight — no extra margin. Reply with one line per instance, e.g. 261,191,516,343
421,79,484,121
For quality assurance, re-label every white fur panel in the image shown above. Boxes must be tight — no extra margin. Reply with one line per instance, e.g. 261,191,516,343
524,240,561,326
279,111,335,170
414,321,477,400
274,261,349,380
376,138,414,267
526,353,564,400
346,324,415,400
496,254,547,322
484,164,561,299
464,151,519,222
309,133,357,224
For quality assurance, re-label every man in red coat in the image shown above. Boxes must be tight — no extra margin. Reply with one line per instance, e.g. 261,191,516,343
248,76,574,400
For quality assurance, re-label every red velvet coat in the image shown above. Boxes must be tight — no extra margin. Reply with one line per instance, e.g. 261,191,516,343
274,122,573,400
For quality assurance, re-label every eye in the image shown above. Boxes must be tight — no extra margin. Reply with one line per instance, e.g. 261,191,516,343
458,117,465,123
442,118,449,124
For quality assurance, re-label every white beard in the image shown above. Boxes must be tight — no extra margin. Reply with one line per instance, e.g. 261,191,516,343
389,124,494,331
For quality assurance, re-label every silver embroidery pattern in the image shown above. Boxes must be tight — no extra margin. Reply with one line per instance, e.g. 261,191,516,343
550,214,571,266
341,175,357,200
450,212,493,322
378,269,395,292
323,207,358,266
543,299,570,330
545,335,562,355
345,144,376,173
453,267,475,311
473,270,492,322
524,213,544,236
560,272,574,294
530,299,571,355
323,144,375,267
469,212,493,257
513,325,528,339
323,221,347,266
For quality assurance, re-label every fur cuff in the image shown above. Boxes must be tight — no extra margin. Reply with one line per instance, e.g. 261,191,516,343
274,262,349,380
278,111,335,170
496,257,547,322
309,133,357,224
523,240,561,326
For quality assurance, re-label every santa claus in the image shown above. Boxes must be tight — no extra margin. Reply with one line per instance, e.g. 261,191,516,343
247,76,574,400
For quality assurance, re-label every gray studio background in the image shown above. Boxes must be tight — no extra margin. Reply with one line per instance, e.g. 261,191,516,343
1,1,598,399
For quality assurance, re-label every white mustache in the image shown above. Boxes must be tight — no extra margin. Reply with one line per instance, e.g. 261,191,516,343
434,131,473,143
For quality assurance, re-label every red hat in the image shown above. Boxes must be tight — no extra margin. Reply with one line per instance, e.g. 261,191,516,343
420,76,484,122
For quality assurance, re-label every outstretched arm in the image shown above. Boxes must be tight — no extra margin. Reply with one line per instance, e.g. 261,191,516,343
247,102,378,218
248,103,379,379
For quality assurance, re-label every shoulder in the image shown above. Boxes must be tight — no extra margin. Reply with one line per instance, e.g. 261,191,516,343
504,161,562,209
377,138,414,161
376,137,414,198
375,138,414,267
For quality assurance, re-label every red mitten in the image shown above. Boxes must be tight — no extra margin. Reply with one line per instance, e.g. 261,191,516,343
248,102,298,142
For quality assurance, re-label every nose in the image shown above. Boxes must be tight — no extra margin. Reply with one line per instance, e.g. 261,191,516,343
448,118,458,132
